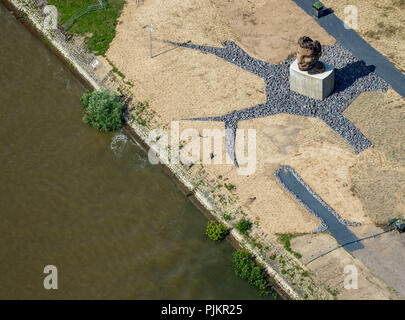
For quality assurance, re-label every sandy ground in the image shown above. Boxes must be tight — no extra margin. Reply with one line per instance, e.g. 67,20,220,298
106,0,404,234
345,90,405,225
106,0,405,298
290,232,401,299
321,0,405,73
211,0,335,63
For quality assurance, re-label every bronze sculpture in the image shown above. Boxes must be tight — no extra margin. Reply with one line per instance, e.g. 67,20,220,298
297,36,325,74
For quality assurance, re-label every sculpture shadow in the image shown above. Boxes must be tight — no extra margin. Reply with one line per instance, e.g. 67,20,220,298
333,60,376,94
321,8,334,17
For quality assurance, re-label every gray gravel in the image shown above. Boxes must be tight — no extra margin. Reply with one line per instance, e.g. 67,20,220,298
275,166,361,232
170,40,388,165
275,166,363,252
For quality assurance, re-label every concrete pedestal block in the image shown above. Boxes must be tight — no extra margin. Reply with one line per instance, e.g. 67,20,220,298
289,60,334,100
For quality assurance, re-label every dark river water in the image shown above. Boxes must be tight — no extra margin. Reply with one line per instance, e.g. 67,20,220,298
0,3,274,299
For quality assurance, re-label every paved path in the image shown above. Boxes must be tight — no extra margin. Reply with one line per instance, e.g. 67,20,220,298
292,0,405,98
353,226,405,297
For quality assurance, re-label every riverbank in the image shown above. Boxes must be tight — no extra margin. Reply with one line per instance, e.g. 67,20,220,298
6,0,403,300
2,0,310,299
2,0,303,299
1,3,273,299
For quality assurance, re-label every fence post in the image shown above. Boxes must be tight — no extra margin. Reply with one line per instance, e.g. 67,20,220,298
149,23,153,58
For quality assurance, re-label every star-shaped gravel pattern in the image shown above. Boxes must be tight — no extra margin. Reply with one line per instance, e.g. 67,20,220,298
170,40,388,165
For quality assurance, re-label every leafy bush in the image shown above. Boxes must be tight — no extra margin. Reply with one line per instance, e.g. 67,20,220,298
235,218,252,235
232,250,270,295
206,221,228,242
312,1,324,10
81,89,123,131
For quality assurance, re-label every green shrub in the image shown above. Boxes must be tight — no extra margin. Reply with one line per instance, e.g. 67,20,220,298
206,221,228,242
81,89,123,131
224,183,236,191
232,250,270,295
235,218,252,235
276,233,305,259
312,1,324,10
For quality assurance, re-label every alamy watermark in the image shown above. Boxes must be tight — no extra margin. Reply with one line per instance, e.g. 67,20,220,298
147,121,257,175
43,265,58,290
343,5,359,30
344,265,358,290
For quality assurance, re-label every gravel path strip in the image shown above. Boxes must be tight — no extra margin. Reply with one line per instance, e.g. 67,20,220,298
275,166,363,252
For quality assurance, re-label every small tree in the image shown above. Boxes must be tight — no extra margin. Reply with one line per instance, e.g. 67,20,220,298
206,221,228,242
232,250,270,295
81,89,123,131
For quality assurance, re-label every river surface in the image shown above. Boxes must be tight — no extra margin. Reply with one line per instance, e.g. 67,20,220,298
0,4,274,299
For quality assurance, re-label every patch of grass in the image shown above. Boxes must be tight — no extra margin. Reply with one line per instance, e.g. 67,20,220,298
249,238,263,249
275,233,306,259
48,0,125,55
278,256,286,266
224,183,236,191
301,270,309,277
206,221,229,242
232,250,272,296
327,286,339,298
106,58,134,87
223,214,232,221
129,101,155,127
363,30,381,40
235,218,252,235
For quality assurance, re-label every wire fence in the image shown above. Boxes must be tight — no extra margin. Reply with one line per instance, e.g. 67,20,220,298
62,0,105,30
